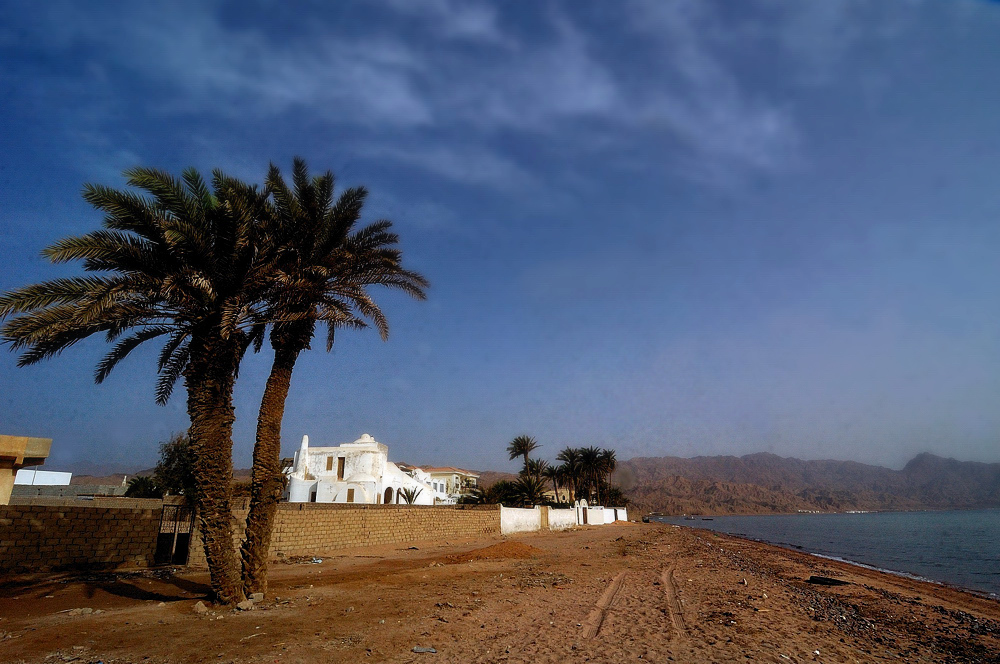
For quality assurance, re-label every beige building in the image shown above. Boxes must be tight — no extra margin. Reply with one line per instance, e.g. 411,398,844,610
0,435,51,505
421,467,479,501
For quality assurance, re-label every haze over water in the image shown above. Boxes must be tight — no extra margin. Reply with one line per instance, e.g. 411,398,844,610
656,509,1000,597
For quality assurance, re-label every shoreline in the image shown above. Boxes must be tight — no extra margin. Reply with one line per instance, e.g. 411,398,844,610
654,509,1000,600
678,523,1000,602
3,523,999,662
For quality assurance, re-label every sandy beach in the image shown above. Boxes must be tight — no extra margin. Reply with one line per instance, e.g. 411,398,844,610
2,522,999,663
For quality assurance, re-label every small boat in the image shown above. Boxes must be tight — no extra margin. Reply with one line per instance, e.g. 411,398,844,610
701,517,714,521
684,516,696,520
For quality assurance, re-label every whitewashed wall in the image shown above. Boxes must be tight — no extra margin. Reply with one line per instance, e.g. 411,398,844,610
500,505,541,534
603,508,616,523
547,508,577,531
586,507,605,525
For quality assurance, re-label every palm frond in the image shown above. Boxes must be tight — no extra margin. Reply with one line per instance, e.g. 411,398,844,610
0,277,119,318
157,331,189,372
95,326,173,383
155,341,190,406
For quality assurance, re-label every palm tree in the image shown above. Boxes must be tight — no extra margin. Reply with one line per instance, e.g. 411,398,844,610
523,457,549,479
399,486,423,505
599,448,617,497
507,435,539,471
239,159,427,594
541,465,561,503
579,446,602,504
556,447,581,503
0,167,272,605
514,475,548,507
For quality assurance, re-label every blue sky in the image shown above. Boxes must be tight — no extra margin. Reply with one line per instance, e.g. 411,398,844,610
2,0,1000,473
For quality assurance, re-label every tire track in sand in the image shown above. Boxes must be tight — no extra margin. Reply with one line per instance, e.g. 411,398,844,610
583,571,627,638
661,566,688,638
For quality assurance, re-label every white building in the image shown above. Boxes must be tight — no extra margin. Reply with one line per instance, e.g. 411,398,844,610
285,434,438,505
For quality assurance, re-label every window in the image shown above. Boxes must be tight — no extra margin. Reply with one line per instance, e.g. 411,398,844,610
310,490,317,503
326,456,333,471
337,457,345,480
346,488,355,503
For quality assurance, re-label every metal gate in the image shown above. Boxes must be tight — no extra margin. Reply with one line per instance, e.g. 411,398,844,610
154,504,195,565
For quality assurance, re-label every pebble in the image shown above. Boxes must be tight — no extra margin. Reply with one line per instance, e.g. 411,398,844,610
193,601,209,615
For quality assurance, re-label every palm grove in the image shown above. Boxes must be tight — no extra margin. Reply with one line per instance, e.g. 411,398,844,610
0,160,427,605
469,435,626,508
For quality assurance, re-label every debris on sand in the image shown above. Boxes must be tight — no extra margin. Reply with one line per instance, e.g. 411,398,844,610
806,576,850,586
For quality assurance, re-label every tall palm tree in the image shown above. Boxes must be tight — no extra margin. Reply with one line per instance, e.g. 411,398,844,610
0,167,273,604
579,446,602,504
507,435,539,471
556,447,581,503
599,448,617,497
541,464,561,503
239,159,428,594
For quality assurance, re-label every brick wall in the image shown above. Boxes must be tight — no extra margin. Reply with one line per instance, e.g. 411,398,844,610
0,504,162,573
186,502,501,568
0,501,502,574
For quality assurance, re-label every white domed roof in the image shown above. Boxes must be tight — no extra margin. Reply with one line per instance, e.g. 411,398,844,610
345,473,377,484
353,433,376,444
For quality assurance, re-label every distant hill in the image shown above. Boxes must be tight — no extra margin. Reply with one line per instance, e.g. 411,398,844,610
621,452,1000,515
476,470,518,488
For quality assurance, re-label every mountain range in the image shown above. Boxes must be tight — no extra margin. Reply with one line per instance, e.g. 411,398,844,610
619,452,1000,515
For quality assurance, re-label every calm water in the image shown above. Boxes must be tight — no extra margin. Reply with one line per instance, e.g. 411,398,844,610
654,509,1000,597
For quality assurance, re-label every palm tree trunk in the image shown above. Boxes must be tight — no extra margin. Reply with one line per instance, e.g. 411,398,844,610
186,333,244,605
240,340,300,595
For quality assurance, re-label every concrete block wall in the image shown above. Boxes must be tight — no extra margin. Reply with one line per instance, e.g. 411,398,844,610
547,507,578,530
0,504,162,573
499,505,542,535
186,503,501,568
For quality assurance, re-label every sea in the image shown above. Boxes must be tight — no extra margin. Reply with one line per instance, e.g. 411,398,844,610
652,508,1000,597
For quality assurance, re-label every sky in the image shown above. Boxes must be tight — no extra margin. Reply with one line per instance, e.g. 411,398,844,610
2,0,1000,474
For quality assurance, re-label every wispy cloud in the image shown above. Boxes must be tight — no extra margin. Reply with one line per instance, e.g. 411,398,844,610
359,143,531,190
624,1,800,185
379,0,509,44
6,1,931,191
